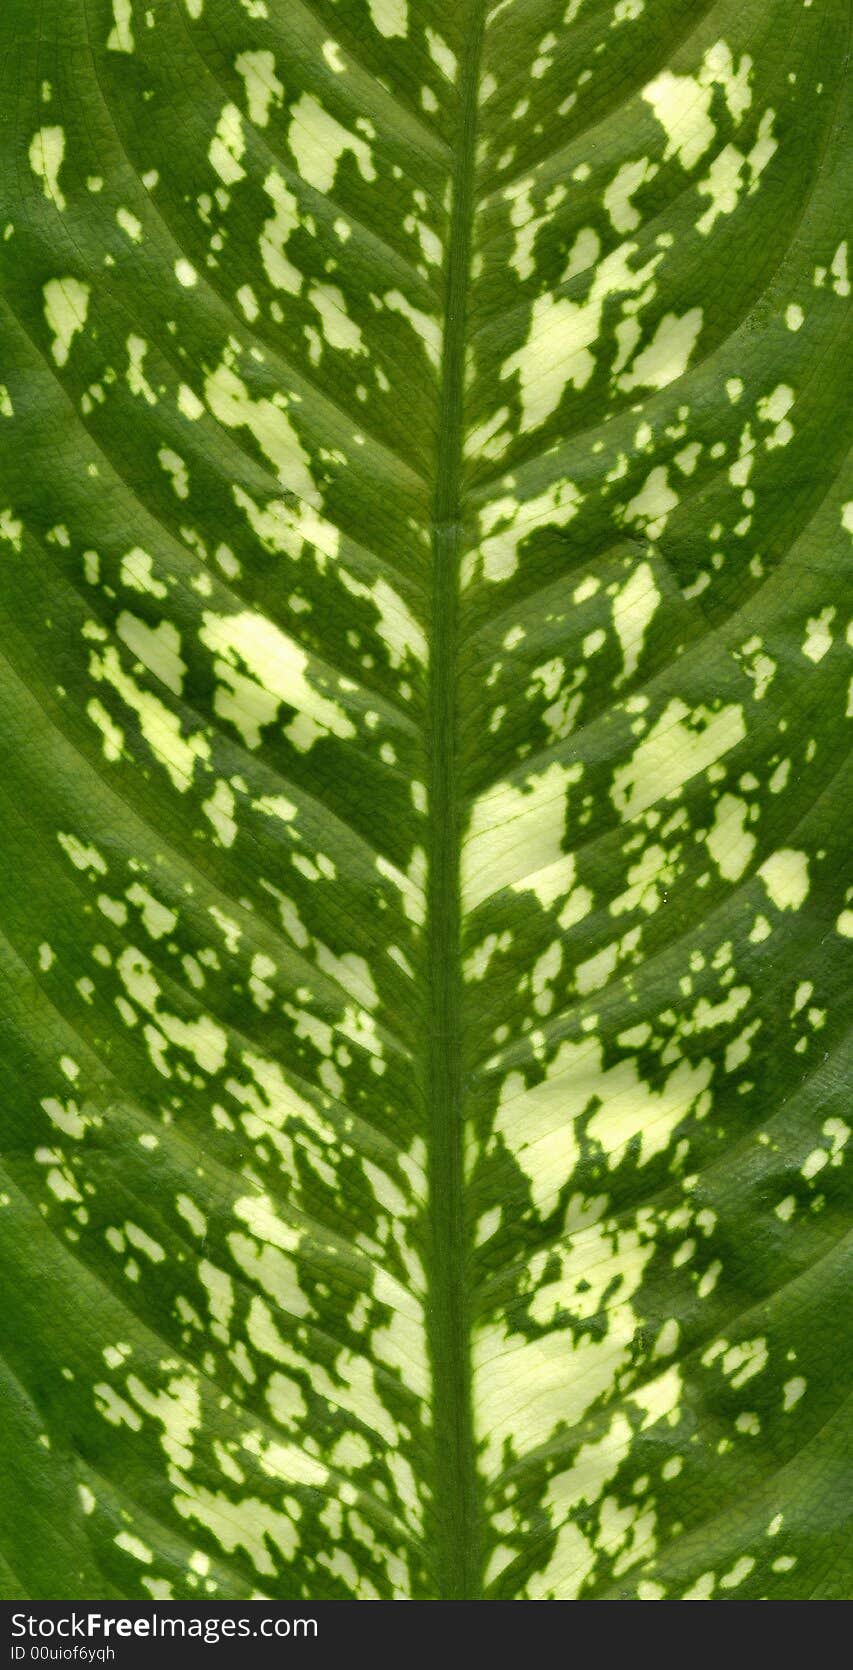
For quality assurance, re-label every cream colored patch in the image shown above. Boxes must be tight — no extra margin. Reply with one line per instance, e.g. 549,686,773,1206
618,308,703,392
759,849,810,911
426,28,457,81
502,244,663,431
308,283,366,356
205,360,318,506
235,51,283,128
117,614,186,696
612,699,745,820
468,481,583,586
43,278,90,367
260,172,301,295
89,647,209,791
288,95,376,194
199,608,356,753
706,794,755,881
209,105,245,185
621,465,679,541
604,158,654,234
384,291,442,369
496,1035,710,1218
612,560,659,683
643,40,752,171
338,571,426,667
695,113,777,236
29,126,66,210
475,1225,656,1489
463,762,581,912
801,607,834,664
367,0,408,36
107,0,135,52
203,780,237,847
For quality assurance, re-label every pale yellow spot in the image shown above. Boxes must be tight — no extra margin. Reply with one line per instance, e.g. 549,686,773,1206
29,127,66,209
612,560,659,683
604,157,655,234
117,613,186,696
89,647,209,791
468,481,582,587
758,849,809,911
622,465,679,541
619,308,703,393
209,105,245,185
260,172,301,295
706,794,755,881
643,41,752,172
114,1533,151,1564
203,779,237,847
43,278,90,367
367,0,408,37
384,291,442,369
425,28,457,81
199,608,355,753
782,1376,805,1411
235,50,283,128
502,244,663,431
107,0,135,52
613,700,745,821
205,360,318,506
463,762,581,912
801,607,834,664
288,95,376,194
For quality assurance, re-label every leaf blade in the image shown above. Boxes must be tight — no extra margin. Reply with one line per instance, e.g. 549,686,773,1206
0,0,850,1602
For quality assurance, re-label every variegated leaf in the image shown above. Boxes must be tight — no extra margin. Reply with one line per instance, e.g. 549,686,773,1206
0,0,850,1602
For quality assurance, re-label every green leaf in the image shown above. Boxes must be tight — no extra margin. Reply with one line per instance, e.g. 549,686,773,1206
0,0,850,1603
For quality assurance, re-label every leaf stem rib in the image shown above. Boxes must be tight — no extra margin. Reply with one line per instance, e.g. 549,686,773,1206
424,3,486,1602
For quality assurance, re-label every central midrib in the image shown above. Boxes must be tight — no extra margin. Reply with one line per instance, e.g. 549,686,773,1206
424,3,487,1603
